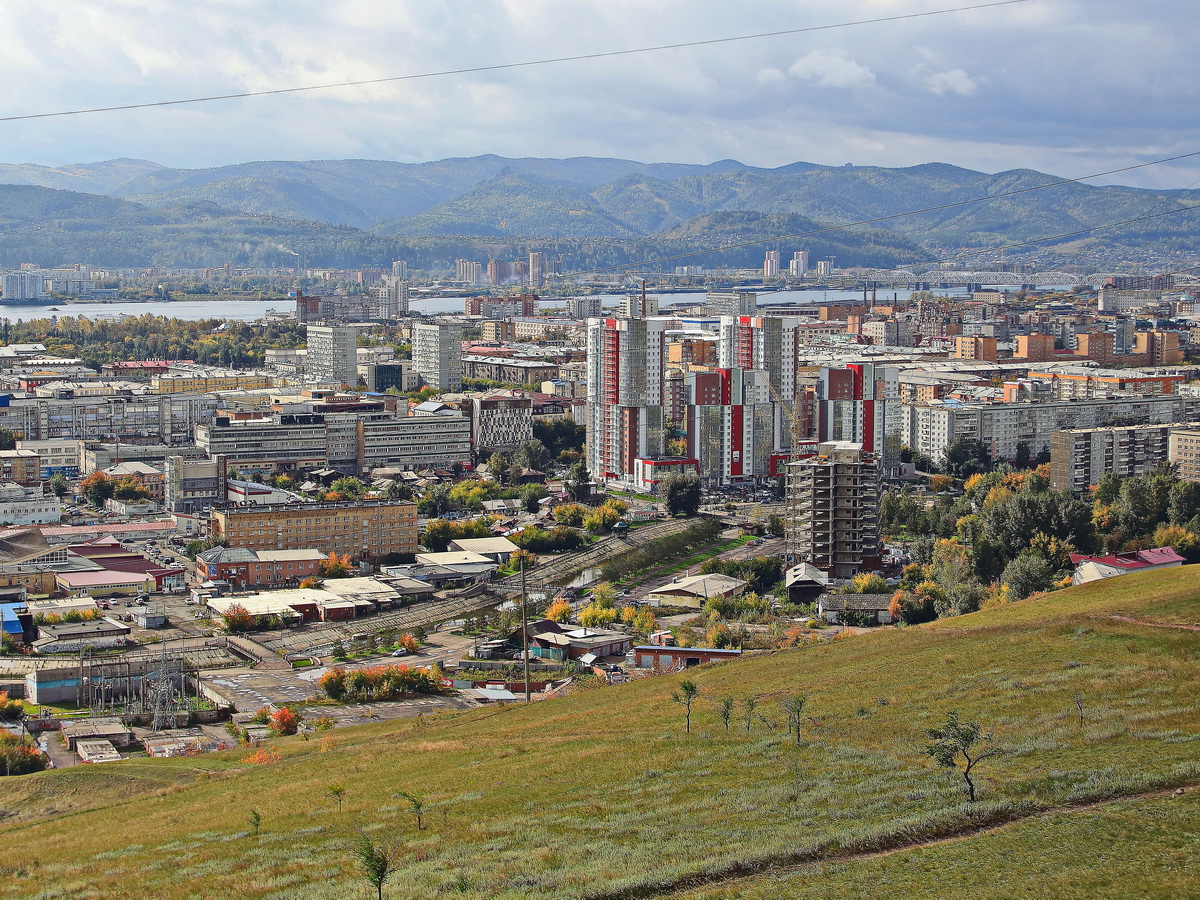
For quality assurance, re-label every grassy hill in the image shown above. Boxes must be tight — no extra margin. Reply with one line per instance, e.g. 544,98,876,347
1,567,1197,899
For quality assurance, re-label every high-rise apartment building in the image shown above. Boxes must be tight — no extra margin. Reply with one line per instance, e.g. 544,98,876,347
1169,426,1200,483
528,250,546,288
1049,423,1186,495
813,364,903,476
786,441,881,577
2,272,45,300
790,250,809,277
586,317,667,482
764,250,781,278
376,274,409,318
567,296,603,318
816,259,833,278
684,368,774,484
455,259,483,284
1014,332,1056,362
391,260,407,278
305,324,359,386
718,314,801,407
412,321,463,391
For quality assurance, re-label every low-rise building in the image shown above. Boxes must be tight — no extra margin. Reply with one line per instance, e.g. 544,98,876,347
195,547,325,589
0,483,61,526
1070,547,1186,585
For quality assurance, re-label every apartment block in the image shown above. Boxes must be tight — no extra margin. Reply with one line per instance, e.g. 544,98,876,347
786,441,881,577
15,440,80,478
706,292,758,317
1049,423,1184,495
1169,426,1200,482
208,498,418,563
412,321,463,391
586,317,667,482
1013,332,1056,361
684,368,773,484
954,336,998,361
904,395,1200,464
306,324,359,386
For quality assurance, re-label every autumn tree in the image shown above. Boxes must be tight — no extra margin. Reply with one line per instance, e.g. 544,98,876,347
319,552,353,578
545,598,572,623
221,603,254,633
270,707,300,736
578,603,616,628
589,582,617,609
80,471,114,507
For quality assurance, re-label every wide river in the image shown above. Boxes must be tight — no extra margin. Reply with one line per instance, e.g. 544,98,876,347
0,286,1067,323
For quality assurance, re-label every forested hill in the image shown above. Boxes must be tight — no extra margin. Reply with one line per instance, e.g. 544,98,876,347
0,183,928,271
2,155,1197,258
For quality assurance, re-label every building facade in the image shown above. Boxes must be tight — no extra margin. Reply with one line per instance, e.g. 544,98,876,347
412,321,463,391
305,324,359,386
208,498,418,563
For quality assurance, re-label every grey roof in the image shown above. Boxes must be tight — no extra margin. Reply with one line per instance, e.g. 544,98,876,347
818,593,894,611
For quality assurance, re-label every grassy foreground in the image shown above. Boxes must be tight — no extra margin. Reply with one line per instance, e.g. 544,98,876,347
1,567,1198,899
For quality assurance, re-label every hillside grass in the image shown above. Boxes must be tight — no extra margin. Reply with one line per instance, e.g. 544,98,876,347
672,790,1200,900
1,567,1198,899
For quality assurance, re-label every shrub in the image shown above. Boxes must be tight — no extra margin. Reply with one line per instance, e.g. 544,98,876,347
318,664,436,702
242,747,282,765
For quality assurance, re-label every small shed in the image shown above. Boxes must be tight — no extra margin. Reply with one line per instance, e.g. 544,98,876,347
75,739,122,763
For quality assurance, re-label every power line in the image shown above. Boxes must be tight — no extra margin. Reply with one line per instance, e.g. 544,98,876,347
0,0,1029,124
550,150,1200,280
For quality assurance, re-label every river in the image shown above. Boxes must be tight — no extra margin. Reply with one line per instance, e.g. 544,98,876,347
0,285,1070,323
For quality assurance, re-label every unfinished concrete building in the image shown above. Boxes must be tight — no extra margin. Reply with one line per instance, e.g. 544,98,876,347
786,441,882,578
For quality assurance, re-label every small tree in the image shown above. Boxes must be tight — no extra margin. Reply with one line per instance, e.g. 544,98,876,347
781,694,807,746
328,782,347,812
221,603,254,633
248,809,261,836
672,679,700,734
743,696,757,733
924,711,1002,802
350,830,398,900
395,789,427,831
48,473,71,499
270,707,300,736
1073,693,1085,727
718,697,734,733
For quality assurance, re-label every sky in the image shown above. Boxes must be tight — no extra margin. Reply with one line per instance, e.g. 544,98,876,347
2,0,1198,188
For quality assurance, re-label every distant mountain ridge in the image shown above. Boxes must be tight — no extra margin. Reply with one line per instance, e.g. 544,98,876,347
0,154,1197,267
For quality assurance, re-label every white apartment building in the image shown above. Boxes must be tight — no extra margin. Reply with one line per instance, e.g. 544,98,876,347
412,321,463,391
705,291,757,317
305,324,358,385
904,395,1200,464
2,272,46,300
375,274,409,318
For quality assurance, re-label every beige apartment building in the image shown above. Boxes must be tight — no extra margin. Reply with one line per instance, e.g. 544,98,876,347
208,498,418,563
1169,426,1200,482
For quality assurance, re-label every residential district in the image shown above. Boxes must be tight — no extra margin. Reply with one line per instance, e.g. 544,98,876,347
1,254,1198,770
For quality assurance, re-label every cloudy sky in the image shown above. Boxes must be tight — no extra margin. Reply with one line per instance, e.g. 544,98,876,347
1,0,1197,187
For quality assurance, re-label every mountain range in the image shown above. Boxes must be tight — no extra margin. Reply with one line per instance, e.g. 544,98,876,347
0,155,1196,270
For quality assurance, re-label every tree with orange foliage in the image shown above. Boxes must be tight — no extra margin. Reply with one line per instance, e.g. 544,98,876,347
80,470,114,506
221,603,254,633
319,552,353,578
270,707,300,735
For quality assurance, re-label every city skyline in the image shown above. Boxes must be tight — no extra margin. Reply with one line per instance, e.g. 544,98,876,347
0,1,1196,189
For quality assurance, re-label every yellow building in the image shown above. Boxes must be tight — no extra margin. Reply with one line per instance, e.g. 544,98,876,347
152,373,275,393
208,499,418,563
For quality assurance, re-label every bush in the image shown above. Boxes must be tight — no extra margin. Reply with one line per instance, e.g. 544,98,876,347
270,707,300,735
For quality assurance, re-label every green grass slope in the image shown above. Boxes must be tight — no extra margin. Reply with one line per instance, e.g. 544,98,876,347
1,567,1197,900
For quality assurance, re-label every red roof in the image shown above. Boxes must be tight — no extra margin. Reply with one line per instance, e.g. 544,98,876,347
1069,547,1186,570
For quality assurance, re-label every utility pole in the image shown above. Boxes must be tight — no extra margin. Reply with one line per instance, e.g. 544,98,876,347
520,556,531,704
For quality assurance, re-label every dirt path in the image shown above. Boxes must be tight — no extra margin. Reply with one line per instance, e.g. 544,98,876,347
1108,615,1200,631
590,781,1199,900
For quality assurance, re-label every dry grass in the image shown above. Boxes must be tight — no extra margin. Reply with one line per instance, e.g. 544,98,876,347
0,566,1197,899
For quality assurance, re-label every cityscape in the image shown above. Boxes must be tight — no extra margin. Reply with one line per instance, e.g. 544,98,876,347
0,1,1197,898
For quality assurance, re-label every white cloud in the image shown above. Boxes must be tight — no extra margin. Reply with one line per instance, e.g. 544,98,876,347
757,67,787,85
786,50,876,89
921,67,979,96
